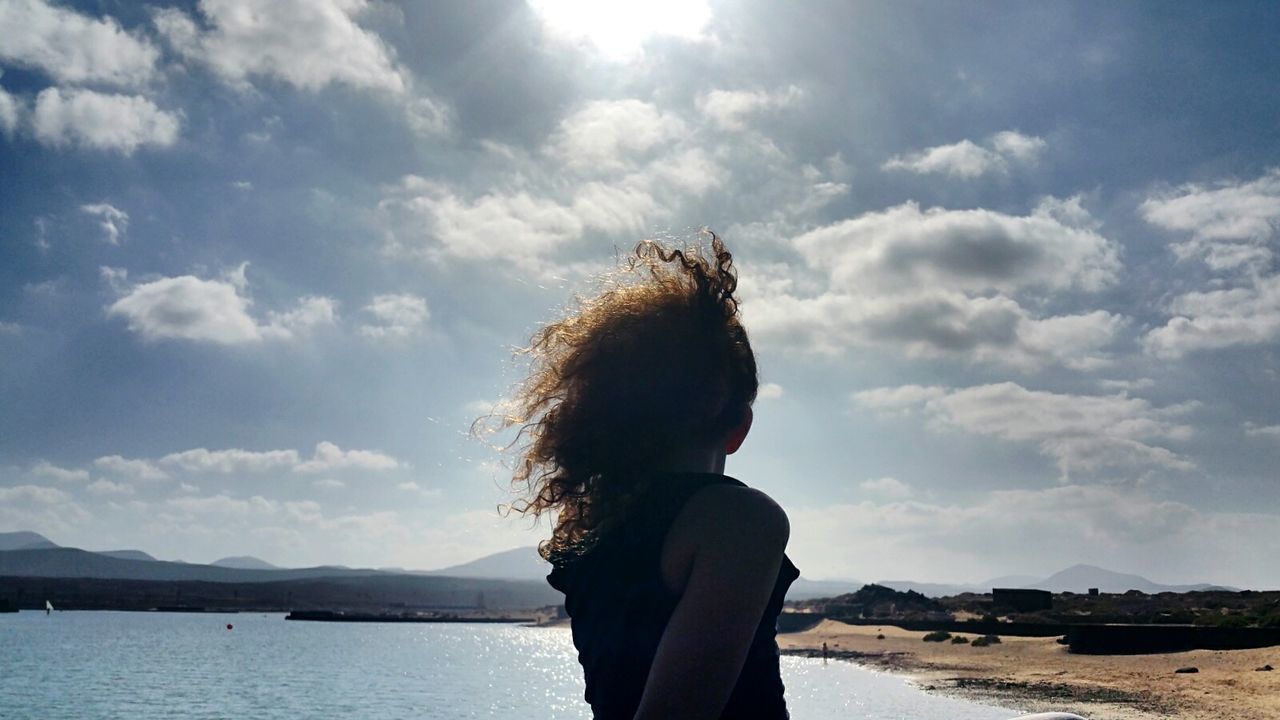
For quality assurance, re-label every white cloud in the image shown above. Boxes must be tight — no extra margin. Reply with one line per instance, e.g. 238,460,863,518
883,130,1045,178
134,442,402,477
107,268,259,344
756,382,784,400
294,442,401,474
159,448,301,474
853,382,1195,479
405,96,449,136
87,478,134,496
1141,171,1280,357
381,177,586,265
312,478,345,489
167,493,278,517
1143,274,1280,359
153,0,406,94
748,288,1124,371
548,99,685,172
263,296,338,339
1098,378,1155,392
0,0,158,86
743,198,1125,369
93,455,168,481
0,484,70,503
360,294,429,339
792,198,1118,294
380,98,762,274
105,264,335,344
697,86,803,131
394,480,441,499
989,130,1047,163
31,87,179,153
569,181,658,236
29,461,89,483
859,476,912,498
1244,422,1280,439
0,83,22,135
80,203,128,245
1140,169,1280,268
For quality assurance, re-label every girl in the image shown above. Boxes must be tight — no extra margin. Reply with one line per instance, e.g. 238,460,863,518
503,233,797,719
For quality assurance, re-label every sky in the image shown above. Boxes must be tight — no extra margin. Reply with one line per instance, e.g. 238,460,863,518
2,0,1279,588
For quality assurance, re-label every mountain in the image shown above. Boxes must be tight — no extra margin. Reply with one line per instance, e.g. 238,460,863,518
983,574,1042,588
426,547,549,581
786,577,865,601
98,550,157,562
878,574,1046,597
0,531,58,551
212,555,281,570
877,580,984,597
1032,564,1233,594
0,547,388,583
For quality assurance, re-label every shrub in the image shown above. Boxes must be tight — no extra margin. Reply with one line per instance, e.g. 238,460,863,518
922,631,951,642
951,635,970,644
971,634,1001,647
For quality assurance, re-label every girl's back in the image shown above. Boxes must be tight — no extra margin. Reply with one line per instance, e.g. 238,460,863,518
549,472,800,719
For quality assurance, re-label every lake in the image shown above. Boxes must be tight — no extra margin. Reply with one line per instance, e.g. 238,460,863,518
0,611,1020,718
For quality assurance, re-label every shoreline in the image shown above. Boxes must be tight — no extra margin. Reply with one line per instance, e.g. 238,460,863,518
778,619,1279,720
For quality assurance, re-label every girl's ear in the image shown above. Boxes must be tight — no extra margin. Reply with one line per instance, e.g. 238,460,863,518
724,405,753,455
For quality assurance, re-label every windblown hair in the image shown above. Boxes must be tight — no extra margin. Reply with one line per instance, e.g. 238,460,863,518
503,232,759,563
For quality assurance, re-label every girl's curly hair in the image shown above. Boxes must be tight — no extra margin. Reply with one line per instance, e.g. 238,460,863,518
502,232,758,563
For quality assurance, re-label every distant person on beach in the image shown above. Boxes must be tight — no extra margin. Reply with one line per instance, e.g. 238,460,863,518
500,233,797,719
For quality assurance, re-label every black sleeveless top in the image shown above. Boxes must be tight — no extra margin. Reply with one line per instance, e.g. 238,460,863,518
546,473,800,719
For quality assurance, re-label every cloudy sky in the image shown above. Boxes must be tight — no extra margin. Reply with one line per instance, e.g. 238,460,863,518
2,0,1279,588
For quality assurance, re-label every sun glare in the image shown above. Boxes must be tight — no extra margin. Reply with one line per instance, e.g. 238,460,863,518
529,0,712,60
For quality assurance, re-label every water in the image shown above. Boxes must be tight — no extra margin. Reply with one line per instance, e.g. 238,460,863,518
1,611,1020,719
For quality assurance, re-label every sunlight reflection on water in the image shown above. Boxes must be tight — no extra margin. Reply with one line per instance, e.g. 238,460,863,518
0,611,1018,719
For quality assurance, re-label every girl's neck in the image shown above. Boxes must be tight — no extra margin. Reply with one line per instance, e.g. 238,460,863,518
655,445,727,475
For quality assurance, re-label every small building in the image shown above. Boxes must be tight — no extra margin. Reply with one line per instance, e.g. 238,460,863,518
992,588,1052,612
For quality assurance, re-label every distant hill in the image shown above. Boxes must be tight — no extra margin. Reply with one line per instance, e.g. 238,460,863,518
877,580,984,597
99,550,157,562
982,574,1041,588
426,547,549,581
0,531,58,551
1031,564,1234,594
834,566,1235,599
787,577,865,601
0,547,388,583
212,555,281,570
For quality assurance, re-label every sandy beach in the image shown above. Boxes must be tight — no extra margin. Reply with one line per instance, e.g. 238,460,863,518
778,619,1280,720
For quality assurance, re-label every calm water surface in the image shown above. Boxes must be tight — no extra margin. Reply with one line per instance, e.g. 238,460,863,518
1,611,1020,719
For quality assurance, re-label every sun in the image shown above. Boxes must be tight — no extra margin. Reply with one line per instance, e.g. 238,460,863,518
529,0,712,61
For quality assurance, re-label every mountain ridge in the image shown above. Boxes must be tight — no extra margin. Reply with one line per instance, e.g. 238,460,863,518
212,555,282,571
0,531,1240,594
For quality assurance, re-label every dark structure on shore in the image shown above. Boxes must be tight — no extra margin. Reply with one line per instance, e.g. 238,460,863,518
993,588,1052,612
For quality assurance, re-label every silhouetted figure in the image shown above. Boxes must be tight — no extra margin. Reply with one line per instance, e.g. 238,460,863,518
501,234,797,719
